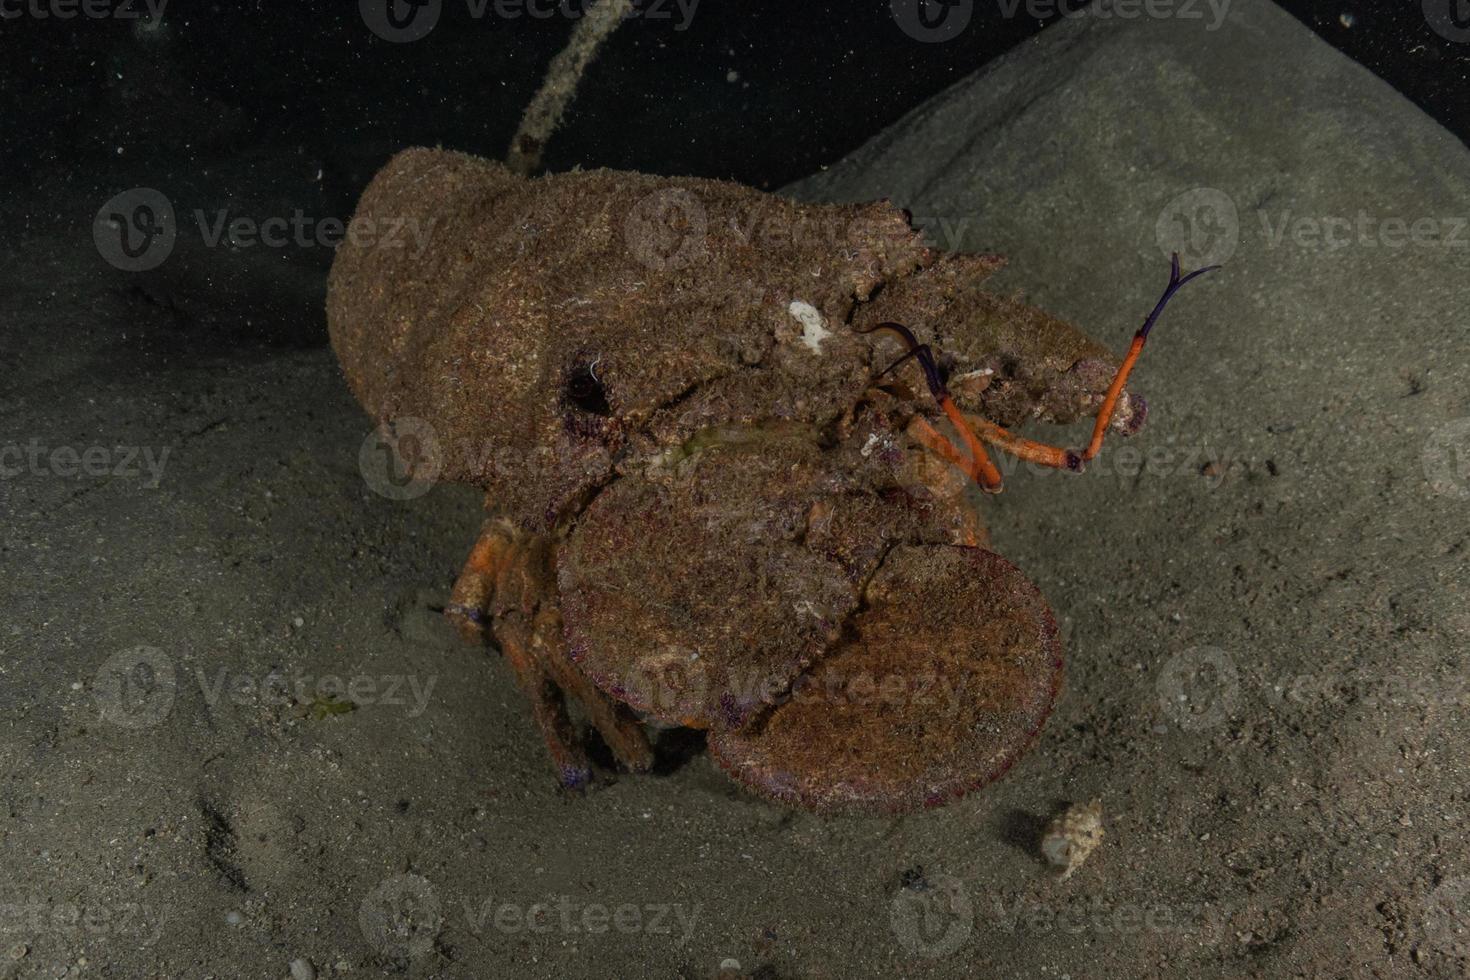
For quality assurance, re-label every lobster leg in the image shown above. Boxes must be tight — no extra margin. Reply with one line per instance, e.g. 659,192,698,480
493,612,594,788
533,606,654,774
447,519,652,788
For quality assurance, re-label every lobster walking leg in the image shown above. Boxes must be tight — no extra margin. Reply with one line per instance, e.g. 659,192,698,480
447,518,652,788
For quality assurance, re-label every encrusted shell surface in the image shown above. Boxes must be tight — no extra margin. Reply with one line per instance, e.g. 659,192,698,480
327,147,933,530
707,544,1063,814
327,147,1134,531
558,429,928,729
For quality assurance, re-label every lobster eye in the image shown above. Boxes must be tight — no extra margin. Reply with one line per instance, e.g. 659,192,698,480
565,363,611,417
934,352,956,388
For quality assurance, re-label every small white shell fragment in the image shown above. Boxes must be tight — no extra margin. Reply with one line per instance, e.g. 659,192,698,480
787,300,831,352
1042,799,1104,880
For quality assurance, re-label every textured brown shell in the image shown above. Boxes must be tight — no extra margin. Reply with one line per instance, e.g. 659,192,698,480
326,148,1129,531
708,544,1063,815
325,149,1140,813
557,426,940,730
327,147,936,530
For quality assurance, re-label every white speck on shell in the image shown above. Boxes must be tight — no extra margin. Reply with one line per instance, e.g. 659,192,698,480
787,300,831,353
860,433,881,457
1042,799,1104,880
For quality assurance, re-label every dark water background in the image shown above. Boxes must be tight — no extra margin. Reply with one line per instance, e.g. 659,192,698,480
5,0,1467,188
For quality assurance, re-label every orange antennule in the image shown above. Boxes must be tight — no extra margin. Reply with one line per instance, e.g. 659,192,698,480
1081,252,1218,461
861,253,1215,490
859,321,1004,493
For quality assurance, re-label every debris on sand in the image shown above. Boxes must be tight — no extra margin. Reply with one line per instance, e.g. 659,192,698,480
1042,799,1104,880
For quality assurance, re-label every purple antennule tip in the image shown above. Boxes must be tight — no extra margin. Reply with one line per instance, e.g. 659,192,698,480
1065,451,1084,472
561,766,592,791
1139,255,1219,340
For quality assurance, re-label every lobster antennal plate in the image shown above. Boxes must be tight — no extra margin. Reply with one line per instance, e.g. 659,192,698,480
709,544,1062,815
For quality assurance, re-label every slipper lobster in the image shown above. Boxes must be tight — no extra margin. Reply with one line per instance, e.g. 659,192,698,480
326,147,1213,813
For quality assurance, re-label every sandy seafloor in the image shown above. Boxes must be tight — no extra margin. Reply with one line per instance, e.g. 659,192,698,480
4,1,1470,977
